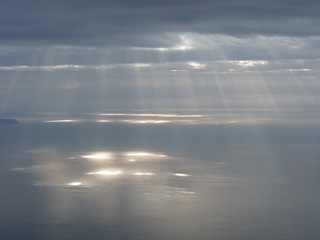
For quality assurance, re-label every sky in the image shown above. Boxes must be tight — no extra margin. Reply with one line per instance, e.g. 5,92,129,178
0,0,319,119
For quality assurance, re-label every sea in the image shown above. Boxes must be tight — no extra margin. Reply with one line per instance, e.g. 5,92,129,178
1,110,320,240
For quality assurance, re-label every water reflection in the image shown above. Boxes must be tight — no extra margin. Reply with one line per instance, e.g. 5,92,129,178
43,119,80,123
126,152,167,158
86,170,123,176
38,114,263,125
81,152,113,160
95,120,111,123
121,119,171,124
92,113,204,118
11,165,44,171
67,182,83,186
12,147,194,196
133,172,155,176
29,109,320,127
173,173,190,177
3,119,320,240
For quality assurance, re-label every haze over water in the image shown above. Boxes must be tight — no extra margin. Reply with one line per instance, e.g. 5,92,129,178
1,111,320,240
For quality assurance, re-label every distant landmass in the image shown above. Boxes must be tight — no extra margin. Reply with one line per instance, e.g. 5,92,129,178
0,119,19,125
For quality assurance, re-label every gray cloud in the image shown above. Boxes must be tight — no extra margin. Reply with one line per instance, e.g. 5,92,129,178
1,0,320,48
1,0,319,116
1,34,319,68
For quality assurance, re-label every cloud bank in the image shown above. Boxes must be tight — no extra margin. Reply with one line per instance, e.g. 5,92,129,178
1,0,320,48
0,0,319,116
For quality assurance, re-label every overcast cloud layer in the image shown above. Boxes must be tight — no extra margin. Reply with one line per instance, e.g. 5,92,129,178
0,0,319,117
1,0,320,47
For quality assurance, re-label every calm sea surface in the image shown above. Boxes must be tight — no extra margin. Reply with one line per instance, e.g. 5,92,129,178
1,116,320,240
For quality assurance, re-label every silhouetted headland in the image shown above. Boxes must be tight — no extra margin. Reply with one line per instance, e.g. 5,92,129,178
0,119,19,125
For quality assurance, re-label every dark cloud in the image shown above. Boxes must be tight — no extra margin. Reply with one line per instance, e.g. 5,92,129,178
1,0,319,116
1,0,320,47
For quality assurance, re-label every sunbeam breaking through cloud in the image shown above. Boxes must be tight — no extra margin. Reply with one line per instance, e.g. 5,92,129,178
1,1,320,239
